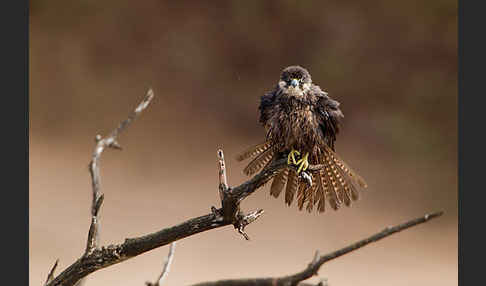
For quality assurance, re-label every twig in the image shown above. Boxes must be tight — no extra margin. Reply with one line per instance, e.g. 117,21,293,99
146,242,177,286
44,259,59,286
189,211,444,286
86,88,154,255
218,149,229,202
235,209,264,240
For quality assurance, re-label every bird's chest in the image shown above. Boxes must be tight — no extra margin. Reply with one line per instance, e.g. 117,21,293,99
281,106,317,132
275,105,320,150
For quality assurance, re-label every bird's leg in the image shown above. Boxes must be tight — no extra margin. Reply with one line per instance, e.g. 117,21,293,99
296,152,310,174
287,149,300,165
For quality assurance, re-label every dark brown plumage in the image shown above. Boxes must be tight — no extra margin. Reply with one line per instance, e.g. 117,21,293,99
237,65,367,213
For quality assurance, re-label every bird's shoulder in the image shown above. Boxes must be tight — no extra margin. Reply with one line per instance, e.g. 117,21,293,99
259,85,284,111
310,84,342,116
260,89,276,106
258,87,281,125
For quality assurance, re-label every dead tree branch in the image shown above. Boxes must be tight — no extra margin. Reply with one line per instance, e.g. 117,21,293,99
44,259,59,286
189,211,443,286
47,150,289,286
146,242,176,286
218,149,229,201
45,90,296,286
86,88,154,255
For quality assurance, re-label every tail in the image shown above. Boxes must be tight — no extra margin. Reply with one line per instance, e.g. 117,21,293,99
311,145,367,212
270,145,367,213
236,142,367,214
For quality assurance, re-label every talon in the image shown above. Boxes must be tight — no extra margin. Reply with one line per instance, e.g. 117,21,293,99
287,149,300,165
296,153,309,174
301,171,313,187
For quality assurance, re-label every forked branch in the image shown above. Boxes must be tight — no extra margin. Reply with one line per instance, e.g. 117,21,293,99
86,88,155,255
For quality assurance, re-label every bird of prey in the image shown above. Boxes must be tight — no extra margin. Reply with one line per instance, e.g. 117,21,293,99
237,65,367,213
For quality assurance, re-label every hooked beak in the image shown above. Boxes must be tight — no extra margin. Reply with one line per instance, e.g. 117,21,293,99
290,78,299,88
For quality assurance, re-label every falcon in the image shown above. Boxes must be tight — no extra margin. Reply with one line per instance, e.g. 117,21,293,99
237,65,367,213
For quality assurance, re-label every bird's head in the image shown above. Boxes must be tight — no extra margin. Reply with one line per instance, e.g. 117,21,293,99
278,65,312,99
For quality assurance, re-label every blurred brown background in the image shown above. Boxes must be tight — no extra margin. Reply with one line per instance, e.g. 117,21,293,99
30,1,457,285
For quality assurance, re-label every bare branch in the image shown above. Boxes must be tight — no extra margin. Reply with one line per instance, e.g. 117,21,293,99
189,211,444,286
85,88,154,256
46,144,333,286
280,211,444,285
47,151,289,286
146,242,177,286
216,149,265,240
235,209,265,240
217,149,229,202
44,259,59,286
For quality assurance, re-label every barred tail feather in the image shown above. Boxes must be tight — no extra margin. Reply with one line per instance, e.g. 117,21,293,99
305,178,318,213
335,165,358,205
236,142,272,162
321,166,340,210
285,169,299,206
315,172,327,213
243,147,275,176
324,145,367,188
297,182,308,211
270,168,288,198
324,153,344,209
320,145,367,209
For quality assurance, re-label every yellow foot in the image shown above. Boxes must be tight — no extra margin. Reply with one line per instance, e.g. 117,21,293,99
287,149,300,165
296,153,309,174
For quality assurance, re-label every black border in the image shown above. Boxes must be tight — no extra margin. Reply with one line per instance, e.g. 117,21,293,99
459,0,484,285
2,0,29,284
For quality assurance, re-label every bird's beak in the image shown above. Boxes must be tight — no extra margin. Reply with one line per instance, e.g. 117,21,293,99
290,78,299,88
